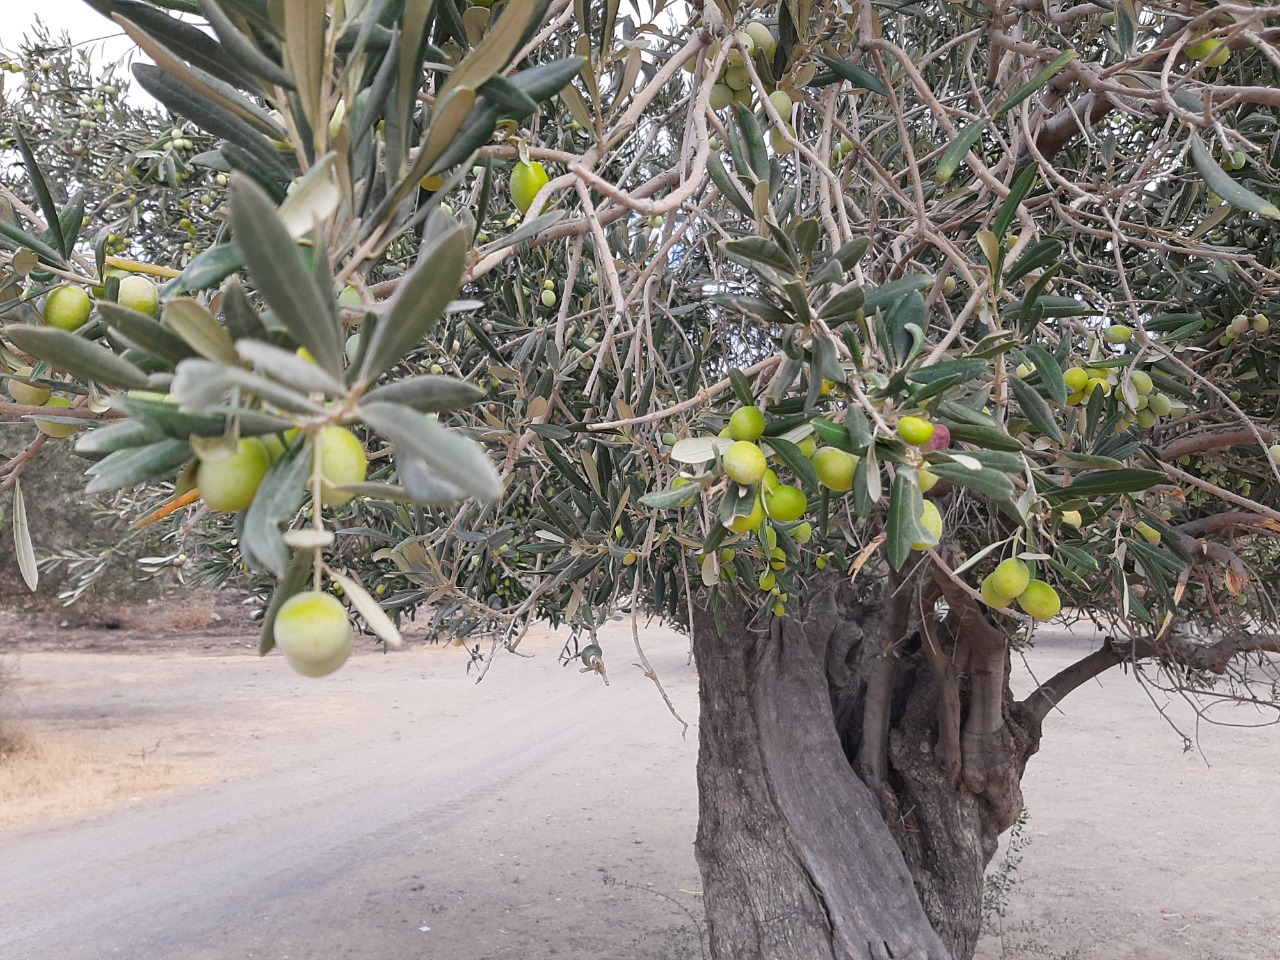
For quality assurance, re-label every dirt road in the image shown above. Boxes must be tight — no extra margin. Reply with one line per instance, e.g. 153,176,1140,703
2,621,1278,960
1,624,704,960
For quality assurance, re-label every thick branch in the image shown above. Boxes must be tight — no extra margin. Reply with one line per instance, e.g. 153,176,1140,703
919,607,963,785
932,563,1007,667
1022,631,1280,723
1159,425,1277,462
1175,512,1280,539
931,566,1011,797
0,400,114,420
1021,639,1124,723
856,568,915,787
1031,91,1115,164
856,656,894,789
1130,631,1280,675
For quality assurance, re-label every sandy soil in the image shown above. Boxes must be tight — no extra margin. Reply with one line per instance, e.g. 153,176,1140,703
1,616,1278,960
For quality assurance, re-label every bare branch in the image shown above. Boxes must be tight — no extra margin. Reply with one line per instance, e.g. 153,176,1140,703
1131,631,1280,674
1022,631,1280,723
1159,426,1277,462
1021,639,1124,723
1175,513,1280,539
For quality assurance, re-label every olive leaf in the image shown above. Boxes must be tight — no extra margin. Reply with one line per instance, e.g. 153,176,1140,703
98,301,197,366
85,439,193,494
886,472,927,570
0,219,67,268
132,65,291,181
171,357,329,415
1188,133,1280,220
281,0,326,135
163,244,244,296
324,565,404,648
164,299,239,364
360,374,486,412
76,418,168,455
199,0,296,90
3,324,153,390
277,154,342,239
236,339,347,396
12,478,37,591
356,212,468,384
229,176,344,376
12,125,64,258
242,444,312,576
359,400,502,501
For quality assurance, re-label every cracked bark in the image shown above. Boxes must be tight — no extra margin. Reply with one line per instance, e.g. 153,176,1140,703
689,547,1276,959
690,579,1043,960
691,594,950,960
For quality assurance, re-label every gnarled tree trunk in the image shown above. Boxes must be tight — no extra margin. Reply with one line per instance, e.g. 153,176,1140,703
690,573,1042,960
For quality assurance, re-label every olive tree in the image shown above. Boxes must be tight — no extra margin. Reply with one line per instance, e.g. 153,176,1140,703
2,0,1279,957
0,27,237,597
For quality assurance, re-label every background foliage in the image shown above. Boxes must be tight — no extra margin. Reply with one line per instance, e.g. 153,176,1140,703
0,0,1276,694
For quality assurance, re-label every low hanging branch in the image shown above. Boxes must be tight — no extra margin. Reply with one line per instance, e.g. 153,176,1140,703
1022,631,1280,723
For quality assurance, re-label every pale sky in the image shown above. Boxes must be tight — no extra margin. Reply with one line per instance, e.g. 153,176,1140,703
5,0,183,106
7,1,136,54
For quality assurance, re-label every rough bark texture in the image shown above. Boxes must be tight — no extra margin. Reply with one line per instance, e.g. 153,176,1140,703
691,595,950,959
691,577,1043,960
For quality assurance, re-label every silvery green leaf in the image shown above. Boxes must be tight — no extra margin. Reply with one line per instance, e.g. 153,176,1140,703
108,395,228,439
2,324,151,390
84,439,193,494
230,176,344,376
277,153,342,238
172,358,328,415
13,479,37,591
190,433,240,463
356,212,467,384
951,541,1007,578
324,565,403,648
75,419,167,455
670,436,733,464
283,529,336,549
241,444,311,576
639,485,701,509
201,406,297,435
398,454,468,503
163,299,239,364
97,301,196,365
359,401,501,500
483,211,565,253
360,374,485,412
886,472,927,571
236,339,347,395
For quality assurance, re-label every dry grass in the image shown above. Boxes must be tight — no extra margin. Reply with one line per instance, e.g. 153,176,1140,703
0,658,19,762
0,720,25,763
115,598,216,632
1,655,208,830
0,728,200,830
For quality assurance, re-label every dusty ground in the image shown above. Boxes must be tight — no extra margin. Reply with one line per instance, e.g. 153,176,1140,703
1,609,1278,960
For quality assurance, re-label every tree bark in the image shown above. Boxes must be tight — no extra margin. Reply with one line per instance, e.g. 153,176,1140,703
691,594,948,960
690,582,1042,960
